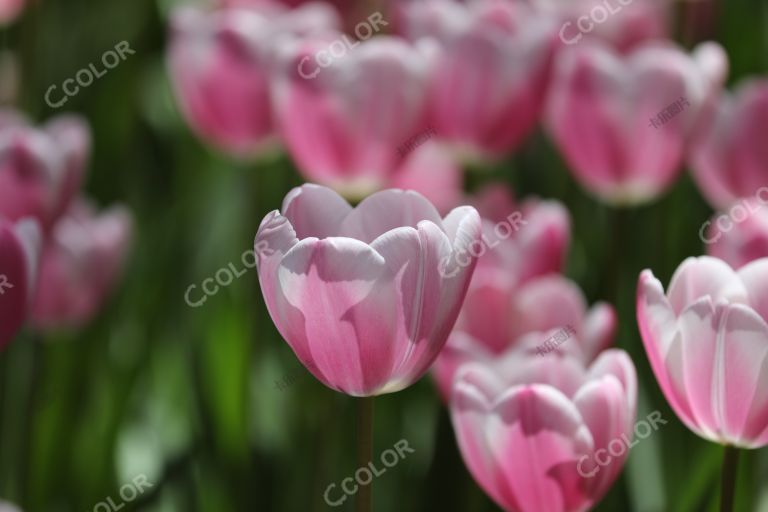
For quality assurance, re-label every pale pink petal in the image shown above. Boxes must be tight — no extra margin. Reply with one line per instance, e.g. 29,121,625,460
666,256,745,315
280,183,352,239
275,237,399,396
486,385,594,512
340,189,444,243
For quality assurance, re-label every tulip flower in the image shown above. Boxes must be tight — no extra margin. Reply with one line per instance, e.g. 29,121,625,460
637,256,768,448
637,256,768,510
546,40,727,205
404,0,557,160
704,199,768,269
435,274,616,398
271,36,432,198
167,4,339,157
31,200,133,331
451,347,637,512
254,184,482,397
690,79,768,210
0,217,41,351
0,112,90,230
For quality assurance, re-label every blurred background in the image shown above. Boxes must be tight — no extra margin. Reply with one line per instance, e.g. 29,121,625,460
0,0,767,510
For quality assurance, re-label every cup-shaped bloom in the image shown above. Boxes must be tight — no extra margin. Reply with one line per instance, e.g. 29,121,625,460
31,200,133,331
255,184,482,396
168,4,339,157
413,0,557,160
0,217,41,350
546,40,727,205
705,199,768,269
637,256,768,447
435,274,616,399
0,112,90,229
690,79,768,210
451,347,637,512
271,36,432,197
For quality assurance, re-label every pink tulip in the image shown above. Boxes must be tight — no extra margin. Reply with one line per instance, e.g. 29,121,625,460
451,347,637,512
167,4,339,157
0,112,90,230
0,217,41,350
0,0,25,24
31,200,133,331
435,274,616,398
272,35,432,197
637,256,768,447
404,0,557,159
705,200,768,269
690,79,768,210
546,40,727,205
255,184,482,396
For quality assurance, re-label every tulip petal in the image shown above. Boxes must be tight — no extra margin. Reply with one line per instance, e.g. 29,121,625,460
339,189,444,243
487,384,594,512
637,269,698,430
737,258,768,323
666,256,746,314
275,237,399,396
281,184,352,239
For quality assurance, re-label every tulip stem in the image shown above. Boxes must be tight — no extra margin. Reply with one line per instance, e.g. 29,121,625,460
356,396,374,512
719,445,739,512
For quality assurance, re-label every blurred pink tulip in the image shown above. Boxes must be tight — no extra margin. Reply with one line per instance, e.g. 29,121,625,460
31,200,133,331
168,4,339,157
272,36,432,197
690,79,768,210
705,199,768,269
637,256,768,447
546,40,727,205
407,0,557,159
255,184,482,396
451,347,637,512
435,275,616,398
0,0,24,24
0,112,90,230
0,217,41,350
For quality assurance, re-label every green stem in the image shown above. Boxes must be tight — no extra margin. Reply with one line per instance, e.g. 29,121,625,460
356,396,374,512
720,445,740,512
